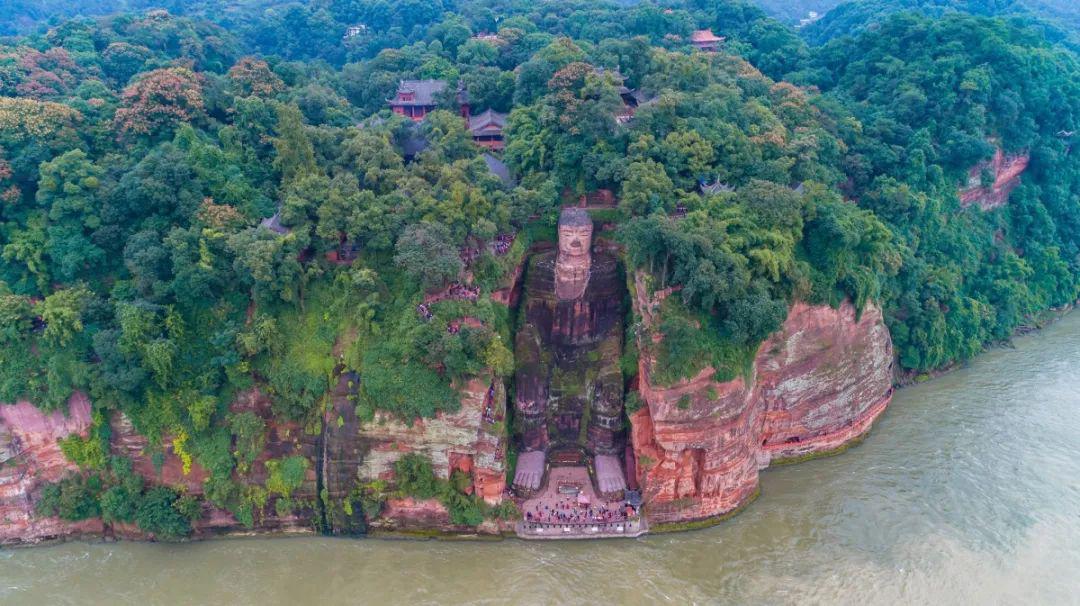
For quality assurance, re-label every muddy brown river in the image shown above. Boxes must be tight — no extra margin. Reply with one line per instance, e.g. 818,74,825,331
3,314,1080,605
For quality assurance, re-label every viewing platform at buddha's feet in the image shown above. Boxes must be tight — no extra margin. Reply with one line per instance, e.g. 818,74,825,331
515,466,646,540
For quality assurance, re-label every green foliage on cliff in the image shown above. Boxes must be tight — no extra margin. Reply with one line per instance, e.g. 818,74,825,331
36,455,198,539
805,12,1080,370
58,433,108,471
264,455,309,499
649,298,759,386
357,291,513,422
35,473,103,522
58,411,110,470
9,0,1080,532
227,411,266,473
99,456,144,524
135,486,197,540
392,453,485,526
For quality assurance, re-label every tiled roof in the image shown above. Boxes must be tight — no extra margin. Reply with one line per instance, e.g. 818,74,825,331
620,88,656,108
468,109,508,136
700,180,735,195
483,153,514,187
391,79,447,106
259,210,290,235
690,29,724,43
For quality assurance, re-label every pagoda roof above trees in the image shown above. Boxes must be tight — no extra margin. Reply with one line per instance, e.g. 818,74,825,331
691,29,724,44
390,79,447,106
468,109,508,137
259,210,290,235
690,29,725,52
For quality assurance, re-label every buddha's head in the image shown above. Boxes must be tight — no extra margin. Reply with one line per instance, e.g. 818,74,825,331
555,208,593,301
557,208,593,258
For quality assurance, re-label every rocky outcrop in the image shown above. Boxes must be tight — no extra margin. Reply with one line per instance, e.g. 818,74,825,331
0,394,102,545
959,147,1030,210
109,412,209,494
108,389,321,539
0,372,506,543
757,303,894,462
357,376,507,508
1,251,894,541
320,371,368,534
631,279,894,525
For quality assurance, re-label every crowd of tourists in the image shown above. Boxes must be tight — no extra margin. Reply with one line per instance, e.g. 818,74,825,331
524,496,637,526
482,382,501,425
492,232,515,255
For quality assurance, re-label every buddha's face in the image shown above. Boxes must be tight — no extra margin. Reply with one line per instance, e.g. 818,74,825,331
558,224,592,257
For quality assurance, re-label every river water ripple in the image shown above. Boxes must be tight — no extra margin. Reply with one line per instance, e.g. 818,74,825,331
3,314,1080,605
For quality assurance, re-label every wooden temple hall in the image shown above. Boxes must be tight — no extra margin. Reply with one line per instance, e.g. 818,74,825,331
388,79,508,149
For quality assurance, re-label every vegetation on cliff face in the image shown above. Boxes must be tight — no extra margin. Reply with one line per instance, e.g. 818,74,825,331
2,0,1077,534
392,453,518,527
807,13,1080,370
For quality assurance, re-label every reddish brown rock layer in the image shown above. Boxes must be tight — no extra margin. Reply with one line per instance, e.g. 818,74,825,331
357,377,507,509
0,394,103,545
959,147,1030,210
109,412,209,493
632,285,895,525
379,497,451,528
109,389,320,538
1,370,507,542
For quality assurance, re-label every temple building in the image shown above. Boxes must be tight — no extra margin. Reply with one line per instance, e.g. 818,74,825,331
259,209,290,235
389,79,446,121
617,87,655,124
690,29,725,52
343,24,367,39
468,109,508,150
389,79,469,121
592,68,656,124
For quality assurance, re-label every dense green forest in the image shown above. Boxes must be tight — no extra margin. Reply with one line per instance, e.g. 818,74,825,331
753,0,841,24
3,0,1078,535
802,0,1080,46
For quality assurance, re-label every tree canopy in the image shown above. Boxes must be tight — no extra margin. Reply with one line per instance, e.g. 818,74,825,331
5,0,1080,535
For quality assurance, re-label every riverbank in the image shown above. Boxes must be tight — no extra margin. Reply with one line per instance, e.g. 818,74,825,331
5,311,1079,603
2,307,1074,550
896,304,1076,387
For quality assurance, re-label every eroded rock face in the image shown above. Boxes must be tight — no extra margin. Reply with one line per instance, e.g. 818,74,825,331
1,361,508,541
959,147,1030,210
110,412,209,494
108,389,321,539
0,258,894,540
757,302,894,462
632,282,894,524
357,377,507,507
0,394,102,545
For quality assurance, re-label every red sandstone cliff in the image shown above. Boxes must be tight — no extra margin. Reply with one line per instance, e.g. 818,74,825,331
358,376,507,531
2,255,892,541
959,147,1030,210
107,389,320,539
0,394,103,544
631,276,894,524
